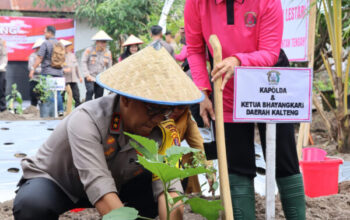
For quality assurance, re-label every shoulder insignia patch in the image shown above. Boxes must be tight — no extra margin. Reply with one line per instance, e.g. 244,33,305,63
110,113,121,132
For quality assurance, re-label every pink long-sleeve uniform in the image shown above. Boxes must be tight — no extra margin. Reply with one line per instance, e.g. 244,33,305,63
175,45,187,62
185,0,283,122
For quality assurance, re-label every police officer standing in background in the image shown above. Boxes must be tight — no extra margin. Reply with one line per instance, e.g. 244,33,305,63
0,37,8,112
81,30,113,101
27,39,44,108
61,39,83,107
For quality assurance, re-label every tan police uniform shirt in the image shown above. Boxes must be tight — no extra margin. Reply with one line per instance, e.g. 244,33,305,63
20,94,183,205
81,46,112,78
63,52,82,83
0,39,8,72
28,52,42,81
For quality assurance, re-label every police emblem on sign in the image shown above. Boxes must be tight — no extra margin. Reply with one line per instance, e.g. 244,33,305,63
267,70,280,85
244,12,257,27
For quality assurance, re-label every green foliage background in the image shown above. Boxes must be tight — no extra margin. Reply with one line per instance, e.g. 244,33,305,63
34,0,185,61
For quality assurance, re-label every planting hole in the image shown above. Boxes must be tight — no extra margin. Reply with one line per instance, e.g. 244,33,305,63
255,154,261,159
4,142,14,145
1,127,9,130
40,122,46,124
256,167,266,175
14,153,27,158
47,128,54,131
8,168,19,173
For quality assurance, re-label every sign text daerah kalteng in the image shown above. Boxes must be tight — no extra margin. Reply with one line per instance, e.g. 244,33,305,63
233,67,312,122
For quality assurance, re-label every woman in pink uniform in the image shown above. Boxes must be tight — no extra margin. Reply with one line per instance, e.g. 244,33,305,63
185,0,305,219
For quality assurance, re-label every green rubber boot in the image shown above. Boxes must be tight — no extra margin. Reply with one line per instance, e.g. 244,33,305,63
277,174,306,220
229,173,256,220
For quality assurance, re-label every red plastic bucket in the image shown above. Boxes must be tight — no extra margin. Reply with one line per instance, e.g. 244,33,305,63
302,147,327,161
300,157,343,197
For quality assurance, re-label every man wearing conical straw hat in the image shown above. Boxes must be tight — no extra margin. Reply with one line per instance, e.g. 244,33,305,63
81,30,113,102
14,43,204,220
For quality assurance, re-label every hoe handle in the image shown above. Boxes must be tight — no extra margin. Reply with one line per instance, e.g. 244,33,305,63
209,35,234,220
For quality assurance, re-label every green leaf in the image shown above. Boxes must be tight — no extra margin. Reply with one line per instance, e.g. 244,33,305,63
167,154,182,166
102,207,139,220
200,182,207,189
16,95,23,104
138,156,211,183
129,141,155,161
186,198,224,220
172,195,186,205
125,132,158,155
212,181,219,191
166,146,200,157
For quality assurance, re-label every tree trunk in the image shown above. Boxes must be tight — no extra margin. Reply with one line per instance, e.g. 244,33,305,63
337,125,350,153
158,0,175,34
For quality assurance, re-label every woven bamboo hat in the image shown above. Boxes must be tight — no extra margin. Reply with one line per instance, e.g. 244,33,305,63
32,38,44,49
96,42,204,105
122,35,143,47
59,39,72,47
91,30,113,41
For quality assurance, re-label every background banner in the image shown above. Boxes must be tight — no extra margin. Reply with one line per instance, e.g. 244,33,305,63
0,16,74,61
281,0,309,62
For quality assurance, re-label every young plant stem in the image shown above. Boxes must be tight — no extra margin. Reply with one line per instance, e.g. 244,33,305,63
163,182,171,220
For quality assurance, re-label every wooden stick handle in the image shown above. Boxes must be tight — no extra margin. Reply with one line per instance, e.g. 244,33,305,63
209,35,234,220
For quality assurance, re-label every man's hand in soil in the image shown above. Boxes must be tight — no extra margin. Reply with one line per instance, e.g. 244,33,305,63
199,91,215,128
211,56,241,91
95,192,124,216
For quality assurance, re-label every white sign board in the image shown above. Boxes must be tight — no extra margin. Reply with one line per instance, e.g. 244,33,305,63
281,0,309,62
47,77,65,91
233,67,312,122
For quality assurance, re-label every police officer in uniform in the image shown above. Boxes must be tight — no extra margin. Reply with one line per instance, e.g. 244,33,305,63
81,30,113,101
13,43,204,220
61,39,83,107
28,39,44,108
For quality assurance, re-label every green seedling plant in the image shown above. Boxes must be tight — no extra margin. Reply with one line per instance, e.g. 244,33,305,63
103,133,223,220
6,83,23,114
33,75,53,103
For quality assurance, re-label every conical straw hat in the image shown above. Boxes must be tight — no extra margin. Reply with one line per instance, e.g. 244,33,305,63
91,30,113,41
96,43,204,105
59,39,72,47
122,35,144,47
32,38,45,49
